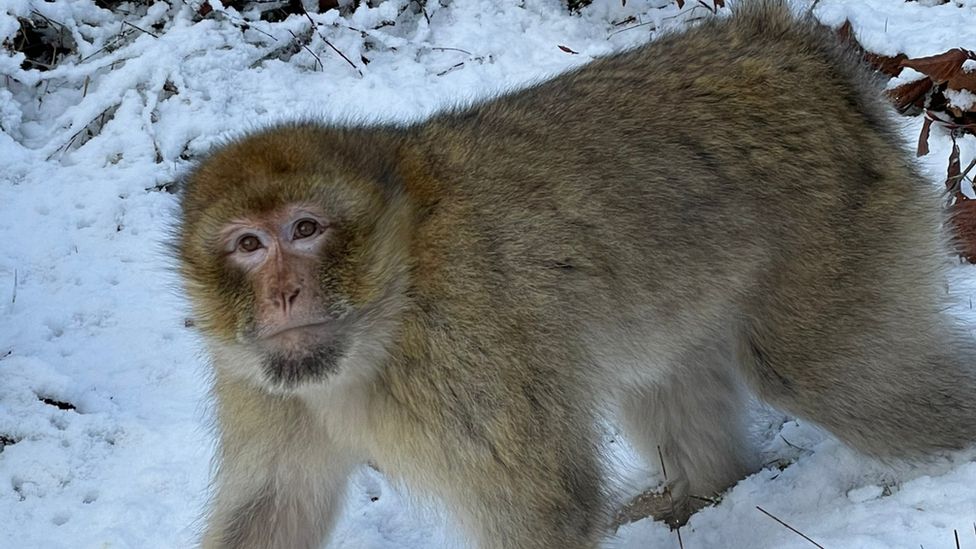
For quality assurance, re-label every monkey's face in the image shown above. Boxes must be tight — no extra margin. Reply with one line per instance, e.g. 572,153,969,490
178,126,409,392
213,202,348,388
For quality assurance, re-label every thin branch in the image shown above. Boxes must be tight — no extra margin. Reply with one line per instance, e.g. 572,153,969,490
607,7,710,39
436,62,465,77
656,446,684,548
29,10,65,33
287,29,323,71
122,20,159,38
755,506,825,549
948,158,976,187
294,2,361,75
657,445,669,480
321,36,361,74
430,46,474,56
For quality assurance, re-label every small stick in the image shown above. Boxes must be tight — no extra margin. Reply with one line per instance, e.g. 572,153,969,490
657,446,684,548
755,506,825,549
780,435,806,450
607,9,710,39
287,29,323,71
295,2,361,74
30,10,65,32
947,158,976,190
657,445,669,480
122,20,159,38
431,46,474,56
321,36,361,74
436,62,464,77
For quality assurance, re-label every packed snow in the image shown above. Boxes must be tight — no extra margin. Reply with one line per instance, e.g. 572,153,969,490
2,0,976,547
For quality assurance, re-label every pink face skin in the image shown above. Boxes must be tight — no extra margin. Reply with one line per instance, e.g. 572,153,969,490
219,204,334,355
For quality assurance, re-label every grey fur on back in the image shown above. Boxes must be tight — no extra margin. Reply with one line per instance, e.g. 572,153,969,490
408,0,976,459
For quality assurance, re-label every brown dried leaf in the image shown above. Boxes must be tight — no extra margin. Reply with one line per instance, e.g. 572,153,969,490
885,78,932,112
901,48,976,86
198,1,213,16
950,199,976,264
948,70,976,93
836,20,858,49
676,0,685,8
917,116,933,157
865,52,907,77
714,0,725,7
558,45,579,55
948,139,962,195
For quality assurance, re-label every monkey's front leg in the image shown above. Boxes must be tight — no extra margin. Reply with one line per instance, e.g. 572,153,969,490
374,383,609,549
201,375,358,549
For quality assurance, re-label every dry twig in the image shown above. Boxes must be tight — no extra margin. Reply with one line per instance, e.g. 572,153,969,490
755,506,825,549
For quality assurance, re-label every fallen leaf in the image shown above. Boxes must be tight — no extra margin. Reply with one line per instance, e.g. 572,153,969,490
948,138,962,195
950,199,976,263
901,48,976,86
917,116,934,157
836,20,857,48
865,52,908,77
886,78,932,112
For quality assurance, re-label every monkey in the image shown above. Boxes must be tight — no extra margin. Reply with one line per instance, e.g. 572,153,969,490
177,2,976,548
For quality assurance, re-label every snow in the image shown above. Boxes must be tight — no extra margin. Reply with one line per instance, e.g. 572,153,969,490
948,88,976,111
2,0,976,548
812,0,976,58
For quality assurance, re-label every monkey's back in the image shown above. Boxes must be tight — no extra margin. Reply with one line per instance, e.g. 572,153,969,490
384,2,961,419
402,2,945,359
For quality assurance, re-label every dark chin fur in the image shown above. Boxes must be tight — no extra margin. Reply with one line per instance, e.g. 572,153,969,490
262,342,345,389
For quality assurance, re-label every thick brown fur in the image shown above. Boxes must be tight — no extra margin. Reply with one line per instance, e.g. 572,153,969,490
179,2,976,548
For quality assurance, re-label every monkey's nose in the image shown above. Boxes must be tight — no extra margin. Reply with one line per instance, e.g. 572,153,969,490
276,288,300,313
286,288,300,308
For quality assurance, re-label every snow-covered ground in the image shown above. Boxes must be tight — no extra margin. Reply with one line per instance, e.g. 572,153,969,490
2,0,976,547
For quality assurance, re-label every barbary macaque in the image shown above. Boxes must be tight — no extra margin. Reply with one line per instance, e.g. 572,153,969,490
177,2,976,547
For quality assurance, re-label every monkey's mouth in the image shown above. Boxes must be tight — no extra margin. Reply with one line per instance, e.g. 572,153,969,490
255,319,344,357
251,319,347,389
260,320,334,342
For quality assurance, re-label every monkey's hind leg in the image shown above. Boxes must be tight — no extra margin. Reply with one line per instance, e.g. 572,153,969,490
617,342,758,528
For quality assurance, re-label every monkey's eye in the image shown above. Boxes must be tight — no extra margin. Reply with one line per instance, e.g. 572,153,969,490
293,219,321,240
237,234,263,253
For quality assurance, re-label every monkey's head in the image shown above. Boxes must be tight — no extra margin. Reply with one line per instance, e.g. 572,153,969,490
177,124,412,391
